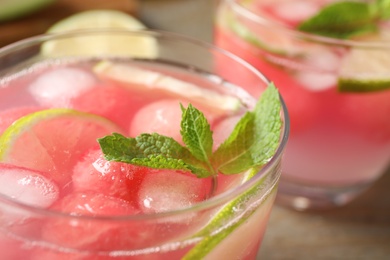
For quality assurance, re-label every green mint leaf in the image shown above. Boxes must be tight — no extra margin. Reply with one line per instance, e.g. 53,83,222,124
298,1,378,39
98,132,210,178
99,83,282,179
211,112,256,174
212,83,282,174
180,103,215,174
97,132,139,161
252,82,283,165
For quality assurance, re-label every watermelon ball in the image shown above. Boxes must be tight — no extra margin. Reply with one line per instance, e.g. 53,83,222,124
0,107,42,135
71,83,144,131
72,148,148,203
41,192,152,251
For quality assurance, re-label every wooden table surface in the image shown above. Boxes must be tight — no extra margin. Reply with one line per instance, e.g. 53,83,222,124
1,1,389,259
259,168,390,260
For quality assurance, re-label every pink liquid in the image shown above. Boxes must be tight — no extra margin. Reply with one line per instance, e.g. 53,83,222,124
0,58,278,259
215,0,390,186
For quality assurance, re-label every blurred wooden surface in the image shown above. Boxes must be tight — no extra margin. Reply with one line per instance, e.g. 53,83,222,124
0,0,138,47
259,168,390,260
1,1,389,259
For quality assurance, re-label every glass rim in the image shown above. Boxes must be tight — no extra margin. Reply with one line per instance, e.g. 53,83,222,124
226,0,390,49
0,28,290,221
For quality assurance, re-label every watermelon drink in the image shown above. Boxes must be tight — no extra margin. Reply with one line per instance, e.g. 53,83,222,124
215,0,390,210
0,29,288,259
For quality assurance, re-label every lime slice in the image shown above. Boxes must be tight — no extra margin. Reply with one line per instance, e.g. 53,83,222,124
93,61,243,114
0,0,54,22
0,108,122,186
41,10,157,58
338,45,390,92
182,167,274,259
227,13,290,56
219,4,302,57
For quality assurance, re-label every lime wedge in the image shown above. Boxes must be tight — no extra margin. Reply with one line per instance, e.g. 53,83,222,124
93,61,243,114
0,0,54,22
0,108,122,185
41,10,157,58
338,46,390,92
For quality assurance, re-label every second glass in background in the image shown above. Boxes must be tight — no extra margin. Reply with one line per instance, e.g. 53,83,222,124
215,0,390,210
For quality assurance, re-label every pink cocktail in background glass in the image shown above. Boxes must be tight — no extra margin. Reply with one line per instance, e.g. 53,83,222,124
215,0,390,210
0,29,288,259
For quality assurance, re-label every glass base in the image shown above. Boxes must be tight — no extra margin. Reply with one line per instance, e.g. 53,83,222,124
275,176,373,211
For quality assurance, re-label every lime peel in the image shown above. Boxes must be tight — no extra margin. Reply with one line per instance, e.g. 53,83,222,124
0,108,79,159
338,78,390,92
338,43,390,92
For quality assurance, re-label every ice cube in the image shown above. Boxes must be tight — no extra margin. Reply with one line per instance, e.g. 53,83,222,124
212,115,242,150
129,99,186,142
0,164,59,224
138,170,211,216
296,72,337,91
29,68,96,107
0,164,59,208
271,0,319,25
295,48,340,91
129,99,217,143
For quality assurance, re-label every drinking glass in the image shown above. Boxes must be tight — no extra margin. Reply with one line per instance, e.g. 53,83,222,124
215,0,390,210
0,29,289,259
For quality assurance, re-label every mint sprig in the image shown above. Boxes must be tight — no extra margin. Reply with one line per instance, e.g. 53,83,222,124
98,83,282,178
298,0,390,39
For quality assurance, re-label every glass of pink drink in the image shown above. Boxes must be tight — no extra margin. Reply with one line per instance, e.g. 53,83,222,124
0,29,288,259
215,0,390,210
